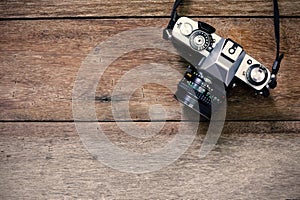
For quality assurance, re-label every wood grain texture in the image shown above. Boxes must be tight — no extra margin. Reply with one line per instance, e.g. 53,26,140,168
0,18,299,121
0,0,299,199
0,122,299,199
0,0,299,18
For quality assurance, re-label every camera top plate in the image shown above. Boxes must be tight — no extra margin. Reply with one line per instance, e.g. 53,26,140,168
172,17,222,58
235,54,271,91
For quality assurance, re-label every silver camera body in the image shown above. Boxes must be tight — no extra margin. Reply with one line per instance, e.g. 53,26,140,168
166,17,271,92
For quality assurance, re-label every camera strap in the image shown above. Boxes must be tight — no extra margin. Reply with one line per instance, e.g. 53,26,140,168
166,0,183,29
166,0,284,88
270,0,284,88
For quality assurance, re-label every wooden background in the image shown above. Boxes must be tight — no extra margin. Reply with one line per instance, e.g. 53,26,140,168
0,0,299,199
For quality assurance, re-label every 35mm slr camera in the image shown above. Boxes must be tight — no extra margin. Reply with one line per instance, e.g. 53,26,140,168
163,1,283,119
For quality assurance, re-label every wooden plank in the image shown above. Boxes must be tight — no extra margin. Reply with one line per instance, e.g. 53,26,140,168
0,0,299,18
0,18,299,121
0,122,299,199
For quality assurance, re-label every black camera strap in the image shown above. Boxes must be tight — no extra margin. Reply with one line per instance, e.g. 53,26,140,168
166,0,183,29
270,0,284,88
166,0,284,88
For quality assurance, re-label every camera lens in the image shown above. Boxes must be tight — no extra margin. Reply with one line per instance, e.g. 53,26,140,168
175,66,225,119
175,84,211,119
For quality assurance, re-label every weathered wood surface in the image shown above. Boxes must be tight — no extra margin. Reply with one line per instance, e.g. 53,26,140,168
0,122,299,199
0,18,299,121
0,0,299,199
0,0,299,18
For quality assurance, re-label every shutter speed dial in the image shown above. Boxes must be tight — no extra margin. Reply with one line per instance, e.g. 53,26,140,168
189,30,211,51
246,64,268,86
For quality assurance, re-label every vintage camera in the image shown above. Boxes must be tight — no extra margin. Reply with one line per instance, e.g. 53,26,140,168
165,16,272,92
163,4,283,119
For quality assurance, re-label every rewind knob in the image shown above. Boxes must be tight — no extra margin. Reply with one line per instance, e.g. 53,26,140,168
246,64,268,86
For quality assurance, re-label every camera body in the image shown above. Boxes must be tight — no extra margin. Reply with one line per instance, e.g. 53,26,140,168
164,17,273,117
